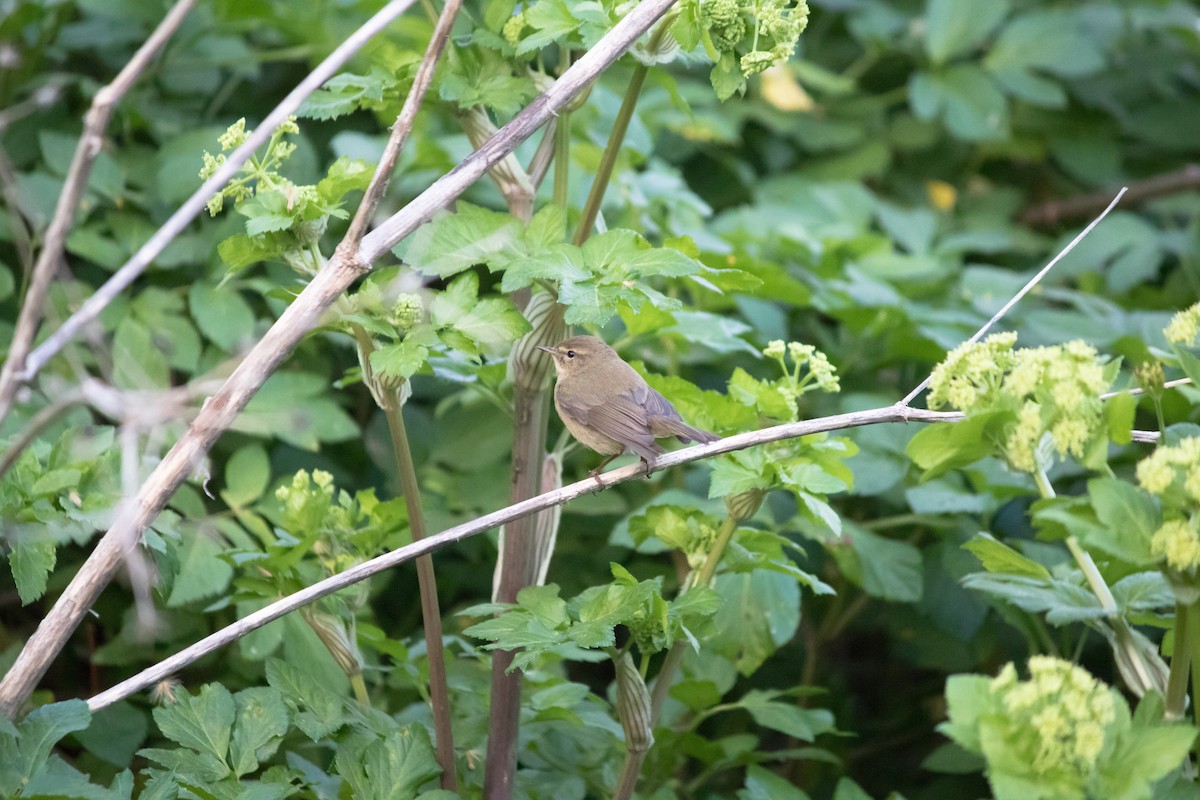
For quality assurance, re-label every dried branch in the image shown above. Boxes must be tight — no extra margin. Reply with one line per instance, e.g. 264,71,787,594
898,188,1127,408
0,0,682,720
1022,166,1200,227
0,0,199,424
4,0,420,418
85,405,963,712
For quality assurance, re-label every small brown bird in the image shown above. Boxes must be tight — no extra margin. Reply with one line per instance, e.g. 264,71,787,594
537,336,719,476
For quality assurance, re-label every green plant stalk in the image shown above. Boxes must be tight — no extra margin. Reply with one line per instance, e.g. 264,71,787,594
1166,602,1192,720
382,399,458,791
352,324,457,790
571,19,672,246
649,514,738,720
1189,603,1200,730
350,673,371,707
1034,467,1118,614
554,50,571,209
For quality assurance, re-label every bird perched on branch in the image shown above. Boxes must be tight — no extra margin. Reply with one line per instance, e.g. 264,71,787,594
537,335,719,476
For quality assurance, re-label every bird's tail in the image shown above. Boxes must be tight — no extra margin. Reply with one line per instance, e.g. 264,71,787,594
649,416,719,445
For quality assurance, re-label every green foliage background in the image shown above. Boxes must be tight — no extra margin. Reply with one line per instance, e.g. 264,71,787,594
1,0,1199,797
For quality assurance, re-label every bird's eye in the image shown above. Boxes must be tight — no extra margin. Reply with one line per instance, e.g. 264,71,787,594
566,350,576,358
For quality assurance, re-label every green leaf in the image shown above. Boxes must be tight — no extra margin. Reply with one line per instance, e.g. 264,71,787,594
907,410,1009,479
151,683,235,767
299,67,390,120
738,690,837,742
835,525,924,603
334,724,442,800
515,0,579,52
0,699,91,797
229,687,289,777
924,0,1009,65
166,531,234,607
236,372,358,449
1085,477,1160,566
188,281,256,351
740,764,811,800
962,533,1051,580
73,701,148,768
10,533,57,605
710,570,800,675
113,316,170,389
401,202,521,278
222,444,270,508
709,448,773,498
316,156,374,204
370,338,429,380
265,659,345,741
909,64,1008,141
218,234,275,274
960,572,1103,625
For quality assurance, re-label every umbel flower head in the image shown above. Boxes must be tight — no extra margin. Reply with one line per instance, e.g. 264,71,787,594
1138,438,1200,587
926,334,1115,473
989,657,1116,782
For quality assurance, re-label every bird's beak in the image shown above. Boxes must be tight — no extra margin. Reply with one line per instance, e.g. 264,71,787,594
535,345,554,354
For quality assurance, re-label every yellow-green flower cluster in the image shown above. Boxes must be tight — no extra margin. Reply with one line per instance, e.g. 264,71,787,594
276,469,339,534
1137,438,1200,573
1151,519,1200,572
199,116,302,217
391,293,424,331
1164,302,1200,346
501,10,526,46
929,334,1113,474
700,0,809,77
1137,437,1200,500
989,657,1116,783
763,339,840,395
927,332,1018,412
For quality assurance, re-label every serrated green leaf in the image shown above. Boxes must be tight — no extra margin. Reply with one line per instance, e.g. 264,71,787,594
152,684,235,767
0,699,91,797
10,533,56,605
230,687,289,777
265,659,345,741
403,203,521,278
334,724,442,800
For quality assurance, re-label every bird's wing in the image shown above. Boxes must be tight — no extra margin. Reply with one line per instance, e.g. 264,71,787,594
562,390,663,461
633,383,718,443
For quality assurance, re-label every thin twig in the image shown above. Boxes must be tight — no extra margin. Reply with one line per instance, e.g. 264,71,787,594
897,188,1128,408
1102,378,1192,400
0,0,199,424
343,0,461,246
0,388,85,480
1022,166,1200,227
0,0,682,720
85,405,962,712
6,0,419,411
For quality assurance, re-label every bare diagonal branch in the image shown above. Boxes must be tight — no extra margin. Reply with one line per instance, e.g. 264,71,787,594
0,0,198,422
84,405,962,712
0,0,680,720
5,0,419,416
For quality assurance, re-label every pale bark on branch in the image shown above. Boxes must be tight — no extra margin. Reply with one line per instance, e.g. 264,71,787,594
85,405,962,712
0,0,682,720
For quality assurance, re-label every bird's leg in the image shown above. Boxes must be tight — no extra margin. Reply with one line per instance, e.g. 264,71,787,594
589,451,622,479
639,456,655,478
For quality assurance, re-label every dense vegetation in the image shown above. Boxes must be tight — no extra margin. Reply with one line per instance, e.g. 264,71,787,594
2,0,1200,797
